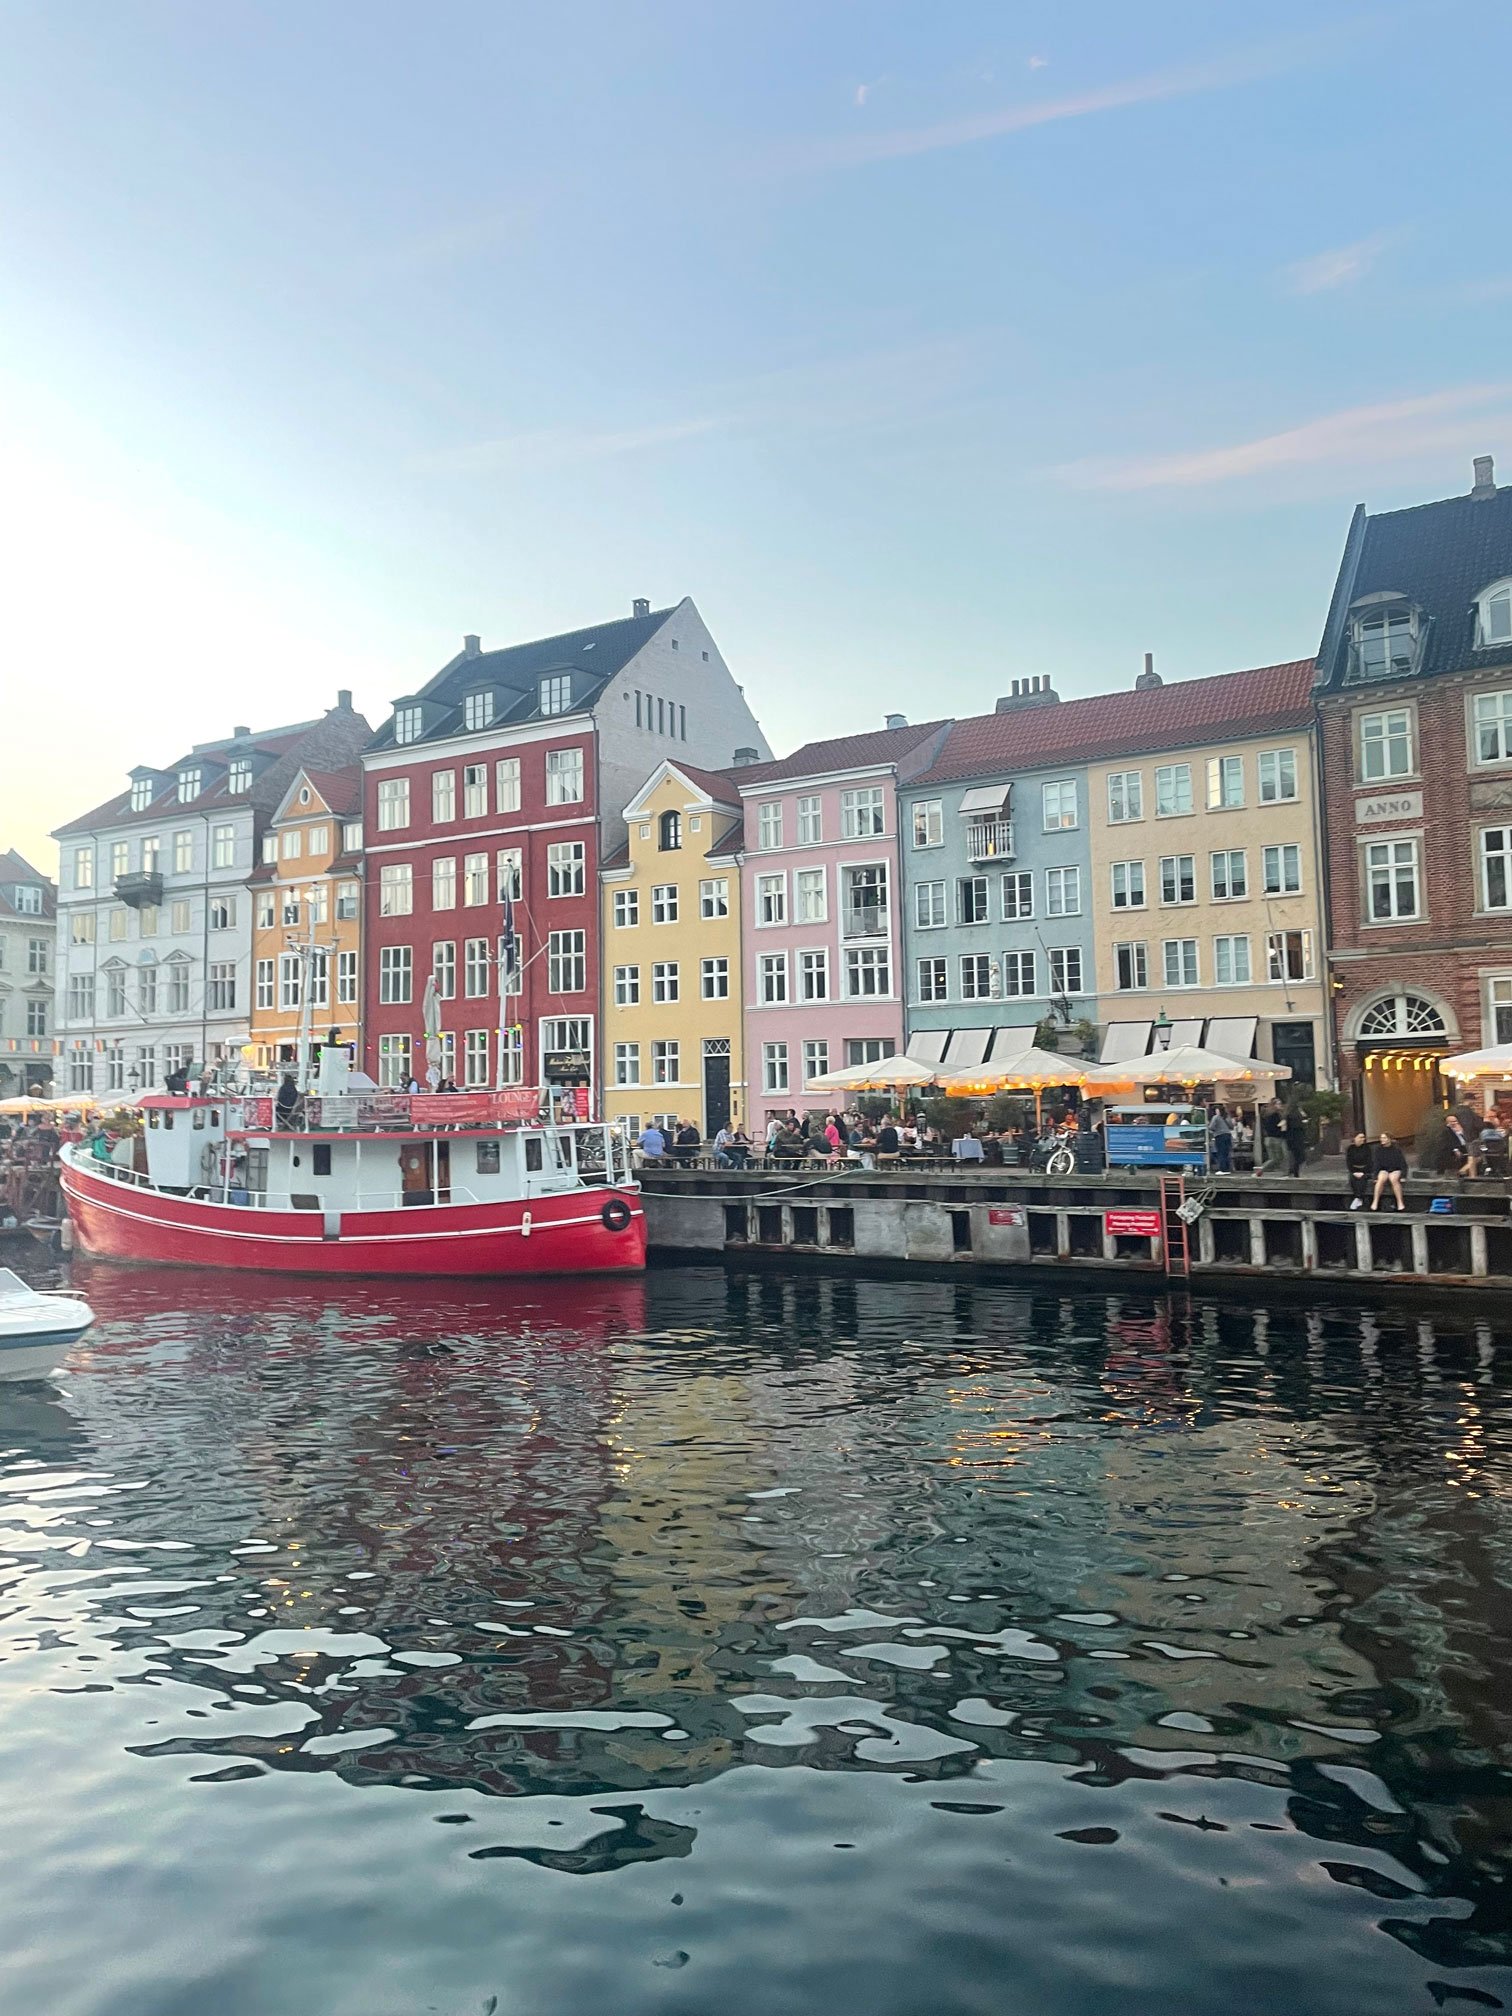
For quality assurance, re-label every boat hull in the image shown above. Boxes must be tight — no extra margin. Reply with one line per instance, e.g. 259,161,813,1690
60,1160,647,1277
0,1329,89,1382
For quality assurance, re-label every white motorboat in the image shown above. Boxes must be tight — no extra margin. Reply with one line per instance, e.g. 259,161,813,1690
0,1268,95,1381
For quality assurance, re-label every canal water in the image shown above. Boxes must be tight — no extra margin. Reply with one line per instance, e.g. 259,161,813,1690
1,1260,1509,2016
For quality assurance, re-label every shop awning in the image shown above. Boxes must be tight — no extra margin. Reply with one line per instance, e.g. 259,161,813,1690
1204,1016,1257,1059
985,1025,1040,1060
945,1027,992,1067
906,1029,950,1065
1100,1021,1151,1063
1154,1019,1206,1052
958,784,1011,814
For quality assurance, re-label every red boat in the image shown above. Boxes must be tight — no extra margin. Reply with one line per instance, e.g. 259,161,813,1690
60,1085,646,1278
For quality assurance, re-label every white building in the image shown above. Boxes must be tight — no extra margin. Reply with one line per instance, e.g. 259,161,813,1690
52,696,370,1095
0,851,57,1095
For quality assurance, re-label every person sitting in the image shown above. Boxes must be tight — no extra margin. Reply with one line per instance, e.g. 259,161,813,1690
637,1121,666,1164
1440,1113,1473,1176
674,1119,702,1166
713,1123,739,1168
1478,1116,1509,1178
772,1123,805,1167
1370,1133,1407,1212
874,1117,901,1168
1345,1131,1373,1210
981,1128,1004,1166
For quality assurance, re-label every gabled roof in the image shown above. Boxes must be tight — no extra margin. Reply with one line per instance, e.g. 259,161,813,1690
914,661,1316,787
368,604,679,752
733,720,951,789
274,766,363,823
1317,474,1512,687
0,849,55,921
621,757,743,818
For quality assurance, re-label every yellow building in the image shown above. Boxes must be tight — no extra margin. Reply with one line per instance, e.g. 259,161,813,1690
248,766,365,1072
600,760,743,1138
1085,661,1331,1085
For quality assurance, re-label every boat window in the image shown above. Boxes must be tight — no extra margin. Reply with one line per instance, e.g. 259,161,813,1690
525,1138,543,1172
313,1144,332,1176
476,1141,501,1175
210,1109,221,1126
193,1109,206,1130
148,1110,159,1130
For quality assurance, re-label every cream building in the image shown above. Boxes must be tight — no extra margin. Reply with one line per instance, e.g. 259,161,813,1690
600,760,744,1138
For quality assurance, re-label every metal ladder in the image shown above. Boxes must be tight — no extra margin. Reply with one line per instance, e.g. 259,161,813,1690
1159,1173,1191,1278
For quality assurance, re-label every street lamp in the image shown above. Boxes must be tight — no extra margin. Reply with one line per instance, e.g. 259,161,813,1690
1153,1008,1172,1051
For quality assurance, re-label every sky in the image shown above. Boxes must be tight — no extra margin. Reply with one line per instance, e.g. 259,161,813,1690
4,0,1512,871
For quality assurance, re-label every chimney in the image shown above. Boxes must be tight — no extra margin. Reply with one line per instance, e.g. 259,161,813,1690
232,725,250,740
885,711,907,730
1135,652,1163,691
463,634,481,657
993,674,1060,713
1472,454,1497,500
732,746,760,767
336,689,352,711
632,597,651,618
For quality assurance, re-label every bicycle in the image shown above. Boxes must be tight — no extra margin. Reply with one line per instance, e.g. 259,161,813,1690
1044,1141,1076,1177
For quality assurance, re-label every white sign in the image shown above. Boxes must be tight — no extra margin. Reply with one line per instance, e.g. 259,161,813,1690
1356,790,1423,825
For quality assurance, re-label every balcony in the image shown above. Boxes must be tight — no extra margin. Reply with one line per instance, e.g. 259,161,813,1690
964,818,1014,861
842,902,886,940
115,870,164,909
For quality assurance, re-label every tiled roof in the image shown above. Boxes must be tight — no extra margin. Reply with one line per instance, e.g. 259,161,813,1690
0,850,56,920
733,720,951,788
914,661,1316,787
294,767,363,818
600,840,631,872
670,760,743,807
706,814,744,858
369,605,677,751
1318,478,1512,687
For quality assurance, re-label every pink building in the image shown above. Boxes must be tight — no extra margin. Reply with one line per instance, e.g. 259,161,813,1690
737,720,950,1124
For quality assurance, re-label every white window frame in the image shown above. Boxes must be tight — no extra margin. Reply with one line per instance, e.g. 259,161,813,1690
1041,779,1078,831
1045,865,1081,918
1162,937,1199,989
1364,837,1421,923
613,888,640,928
1110,860,1145,910
840,786,885,839
1212,934,1252,986
1359,707,1414,782
914,879,946,930
912,799,942,849
1154,764,1193,818
1257,748,1299,804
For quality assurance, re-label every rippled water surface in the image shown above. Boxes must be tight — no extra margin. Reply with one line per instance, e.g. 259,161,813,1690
2,1259,1511,2016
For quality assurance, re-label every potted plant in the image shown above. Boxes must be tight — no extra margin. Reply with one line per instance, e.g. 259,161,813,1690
1300,1087,1345,1156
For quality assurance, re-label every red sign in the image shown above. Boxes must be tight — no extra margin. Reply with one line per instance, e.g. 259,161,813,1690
987,1206,1025,1227
1105,1208,1162,1238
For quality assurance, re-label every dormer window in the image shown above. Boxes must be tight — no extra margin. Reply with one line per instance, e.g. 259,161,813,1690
1476,579,1512,650
343,821,362,851
464,690,495,731
177,766,201,803
14,885,41,915
129,778,153,812
394,706,423,745
539,675,572,717
1350,599,1419,681
659,809,682,851
228,758,252,794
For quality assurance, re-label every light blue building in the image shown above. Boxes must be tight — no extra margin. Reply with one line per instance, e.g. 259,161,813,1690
898,683,1096,1072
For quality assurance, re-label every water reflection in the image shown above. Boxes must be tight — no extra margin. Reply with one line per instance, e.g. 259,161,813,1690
0,1258,1509,2014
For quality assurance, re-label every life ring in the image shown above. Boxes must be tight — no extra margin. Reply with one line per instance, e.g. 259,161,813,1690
601,1195,633,1233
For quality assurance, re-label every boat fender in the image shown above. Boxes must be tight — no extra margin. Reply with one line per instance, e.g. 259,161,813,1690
521,1210,532,1239
601,1195,633,1233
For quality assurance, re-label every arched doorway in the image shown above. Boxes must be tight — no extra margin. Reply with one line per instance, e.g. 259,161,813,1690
1351,990,1452,1138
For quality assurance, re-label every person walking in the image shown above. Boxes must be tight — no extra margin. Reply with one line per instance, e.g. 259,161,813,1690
1261,1100,1286,1175
1345,1131,1373,1210
1371,1132,1407,1212
1282,1103,1308,1178
1208,1103,1233,1173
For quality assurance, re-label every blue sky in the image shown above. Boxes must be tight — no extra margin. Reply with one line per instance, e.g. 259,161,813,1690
4,0,1510,865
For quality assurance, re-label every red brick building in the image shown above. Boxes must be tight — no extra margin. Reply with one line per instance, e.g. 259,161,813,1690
1316,455,1512,1135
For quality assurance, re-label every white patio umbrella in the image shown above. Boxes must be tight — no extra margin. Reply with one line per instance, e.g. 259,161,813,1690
421,974,443,1090
1081,1044,1292,1093
936,1046,1089,1129
1441,1042,1512,1083
804,1055,939,1095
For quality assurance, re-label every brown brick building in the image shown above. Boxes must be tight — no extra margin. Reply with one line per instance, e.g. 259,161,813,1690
1316,455,1512,1135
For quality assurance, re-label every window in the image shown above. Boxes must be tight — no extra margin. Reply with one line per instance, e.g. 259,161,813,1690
762,1042,789,1094
1257,749,1298,803
798,949,828,1001
1001,871,1034,921
539,674,572,716
379,863,413,916
496,849,522,902
464,854,489,906
105,968,127,1019
168,830,191,875
73,846,93,889
758,802,782,851
652,1040,680,1085
1114,941,1147,991
652,961,680,1003
1111,861,1145,910
379,946,413,1004
756,873,786,926
307,824,329,857
614,963,640,1006
26,999,47,1037
461,1030,489,1088
344,821,362,851
496,758,521,812
130,778,154,811
1476,580,1512,650
177,767,200,803
1108,771,1143,823
111,841,129,881
1049,947,1083,996
464,690,495,731
138,965,157,1015
957,876,989,925
1359,708,1413,781
1262,844,1302,896
758,952,788,1005
282,828,303,862
338,951,358,1004
67,974,95,1020
377,778,410,831
1042,779,1078,830
1213,935,1251,986
912,800,942,849
915,880,946,929
277,890,298,929
1155,765,1193,817
651,883,679,925
548,841,585,897
1473,690,1512,764
960,953,994,1000
841,787,884,838
1490,977,1512,1044
279,953,303,1010
614,888,640,928
109,906,128,942
1210,849,1247,901
70,912,94,945
463,765,487,818
26,938,47,975
308,952,331,1011
844,946,891,997
1163,938,1199,988
464,938,490,997
917,956,948,1002
1045,866,1081,917
208,962,236,1012
1206,755,1244,809
393,707,423,746
1353,604,1417,680
1003,950,1036,998
171,899,191,934
700,878,730,920
431,857,457,910
378,1034,412,1087
802,1040,829,1084
262,834,278,865
209,896,235,930
651,809,680,855
545,748,583,804
432,770,456,822
1266,930,1314,983
139,904,159,938
611,1040,642,1088
1365,838,1421,921
433,941,457,998
797,796,822,844
548,930,585,992
1159,854,1195,905
1482,828,1512,911
701,956,730,1000
140,836,160,874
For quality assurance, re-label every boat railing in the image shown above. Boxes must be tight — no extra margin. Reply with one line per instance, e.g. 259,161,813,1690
231,1089,554,1134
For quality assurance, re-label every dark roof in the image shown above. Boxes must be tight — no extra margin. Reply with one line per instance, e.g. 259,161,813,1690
1318,476,1512,687
669,760,742,808
734,721,951,789
915,661,1316,787
706,815,744,858
292,767,363,819
600,840,631,872
368,605,678,752
0,850,56,920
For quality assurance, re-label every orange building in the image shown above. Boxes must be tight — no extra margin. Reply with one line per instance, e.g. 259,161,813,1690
248,766,365,1071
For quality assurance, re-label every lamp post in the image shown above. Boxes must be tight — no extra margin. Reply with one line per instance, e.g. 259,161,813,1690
1153,1007,1172,1052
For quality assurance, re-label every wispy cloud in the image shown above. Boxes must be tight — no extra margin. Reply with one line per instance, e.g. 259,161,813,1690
1284,231,1392,295
1055,383,1512,493
420,416,724,477
1027,55,1049,71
